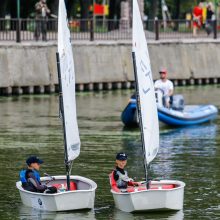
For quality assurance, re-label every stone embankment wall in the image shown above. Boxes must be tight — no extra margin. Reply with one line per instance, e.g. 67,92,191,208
0,40,220,95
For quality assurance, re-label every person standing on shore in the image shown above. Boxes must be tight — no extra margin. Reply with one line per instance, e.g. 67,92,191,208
205,2,215,35
193,2,203,37
34,0,51,41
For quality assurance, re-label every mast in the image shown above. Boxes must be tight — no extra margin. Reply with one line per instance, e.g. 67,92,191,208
132,52,149,189
56,52,70,191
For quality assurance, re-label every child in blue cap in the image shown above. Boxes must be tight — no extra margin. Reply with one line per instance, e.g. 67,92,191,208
113,152,140,190
19,156,57,194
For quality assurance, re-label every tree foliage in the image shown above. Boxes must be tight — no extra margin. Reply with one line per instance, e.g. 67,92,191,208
146,0,217,19
0,0,217,20
165,0,196,18
0,0,85,18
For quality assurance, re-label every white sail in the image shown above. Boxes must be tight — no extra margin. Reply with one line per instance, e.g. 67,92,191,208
132,0,159,164
58,0,80,162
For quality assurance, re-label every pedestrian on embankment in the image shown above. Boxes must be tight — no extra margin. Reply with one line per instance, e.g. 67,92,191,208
34,0,51,41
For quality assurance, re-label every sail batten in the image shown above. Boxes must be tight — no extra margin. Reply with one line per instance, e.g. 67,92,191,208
132,0,159,165
58,0,80,162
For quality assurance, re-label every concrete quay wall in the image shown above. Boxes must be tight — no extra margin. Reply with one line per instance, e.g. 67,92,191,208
0,40,220,94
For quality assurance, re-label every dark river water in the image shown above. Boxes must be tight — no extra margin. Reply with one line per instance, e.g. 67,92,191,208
0,85,219,220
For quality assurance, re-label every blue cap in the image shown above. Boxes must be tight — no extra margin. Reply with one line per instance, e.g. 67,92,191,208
26,156,44,166
116,152,128,161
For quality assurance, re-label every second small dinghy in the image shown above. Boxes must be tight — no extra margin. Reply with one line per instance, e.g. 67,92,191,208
110,0,185,213
16,0,97,211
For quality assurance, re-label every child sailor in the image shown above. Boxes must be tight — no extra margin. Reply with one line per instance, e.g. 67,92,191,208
111,152,141,192
19,156,57,194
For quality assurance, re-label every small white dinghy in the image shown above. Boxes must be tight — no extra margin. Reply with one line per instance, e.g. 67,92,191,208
16,0,97,211
111,180,185,212
110,0,185,213
16,176,96,211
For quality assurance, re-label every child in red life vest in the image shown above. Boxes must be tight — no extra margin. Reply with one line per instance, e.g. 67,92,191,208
113,152,141,191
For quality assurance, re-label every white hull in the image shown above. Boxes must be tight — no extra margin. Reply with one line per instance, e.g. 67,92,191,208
16,175,97,211
111,180,185,213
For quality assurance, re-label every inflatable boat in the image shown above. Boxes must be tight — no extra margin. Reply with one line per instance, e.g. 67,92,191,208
121,92,218,127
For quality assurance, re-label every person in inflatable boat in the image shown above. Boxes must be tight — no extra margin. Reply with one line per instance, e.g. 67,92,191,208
112,152,141,192
19,156,57,194
154,68,174,108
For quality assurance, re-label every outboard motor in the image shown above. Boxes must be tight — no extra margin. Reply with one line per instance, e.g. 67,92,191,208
171,94,185,111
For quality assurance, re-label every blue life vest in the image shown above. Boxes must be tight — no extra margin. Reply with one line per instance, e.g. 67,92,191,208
19,169,40,183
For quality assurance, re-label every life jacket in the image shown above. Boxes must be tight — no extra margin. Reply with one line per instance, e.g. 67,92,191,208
109,171,120,192
19,169,40,184
109,171,142,193
114,169,130,189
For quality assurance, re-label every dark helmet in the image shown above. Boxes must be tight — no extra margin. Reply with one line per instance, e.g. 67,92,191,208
116,152,128,161
26,156,43,166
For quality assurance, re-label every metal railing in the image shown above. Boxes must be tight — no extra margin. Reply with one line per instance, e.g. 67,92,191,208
0,18,218,42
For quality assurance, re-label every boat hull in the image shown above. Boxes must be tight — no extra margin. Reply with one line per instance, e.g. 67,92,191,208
157,105,218,126
121,101,138,127
121,100,218,127
16,175,97,211
111,180,185,213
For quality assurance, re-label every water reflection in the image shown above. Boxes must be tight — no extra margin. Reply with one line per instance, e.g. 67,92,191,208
19,205,184,220
113,209,184,220
19,205,96,220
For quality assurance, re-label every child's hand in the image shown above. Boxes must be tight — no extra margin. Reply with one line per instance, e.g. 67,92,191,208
133,182,141,187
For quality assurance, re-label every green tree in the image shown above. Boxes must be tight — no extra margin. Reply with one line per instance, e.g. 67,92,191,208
108,0,121,30
79,0,92,31
147,0,159,19
164,0,195,19
0,1,9,17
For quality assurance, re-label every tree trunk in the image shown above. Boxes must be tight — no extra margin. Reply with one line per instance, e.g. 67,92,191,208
79,0,91,32
108,0,121,31
49,0,59,17
148,0,158,19
0,0,8,18
148,0,158,31
120,1,129,29
174,0,180,31
66,0,75,18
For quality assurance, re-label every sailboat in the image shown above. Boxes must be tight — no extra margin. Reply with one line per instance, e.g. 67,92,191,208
16,0,97,211
110,0,185,212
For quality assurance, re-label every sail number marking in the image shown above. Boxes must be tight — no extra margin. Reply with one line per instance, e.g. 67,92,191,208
140,59,152,94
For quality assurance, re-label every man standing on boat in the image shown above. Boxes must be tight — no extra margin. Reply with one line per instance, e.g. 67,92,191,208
154,68,174,108
19,156,57,193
